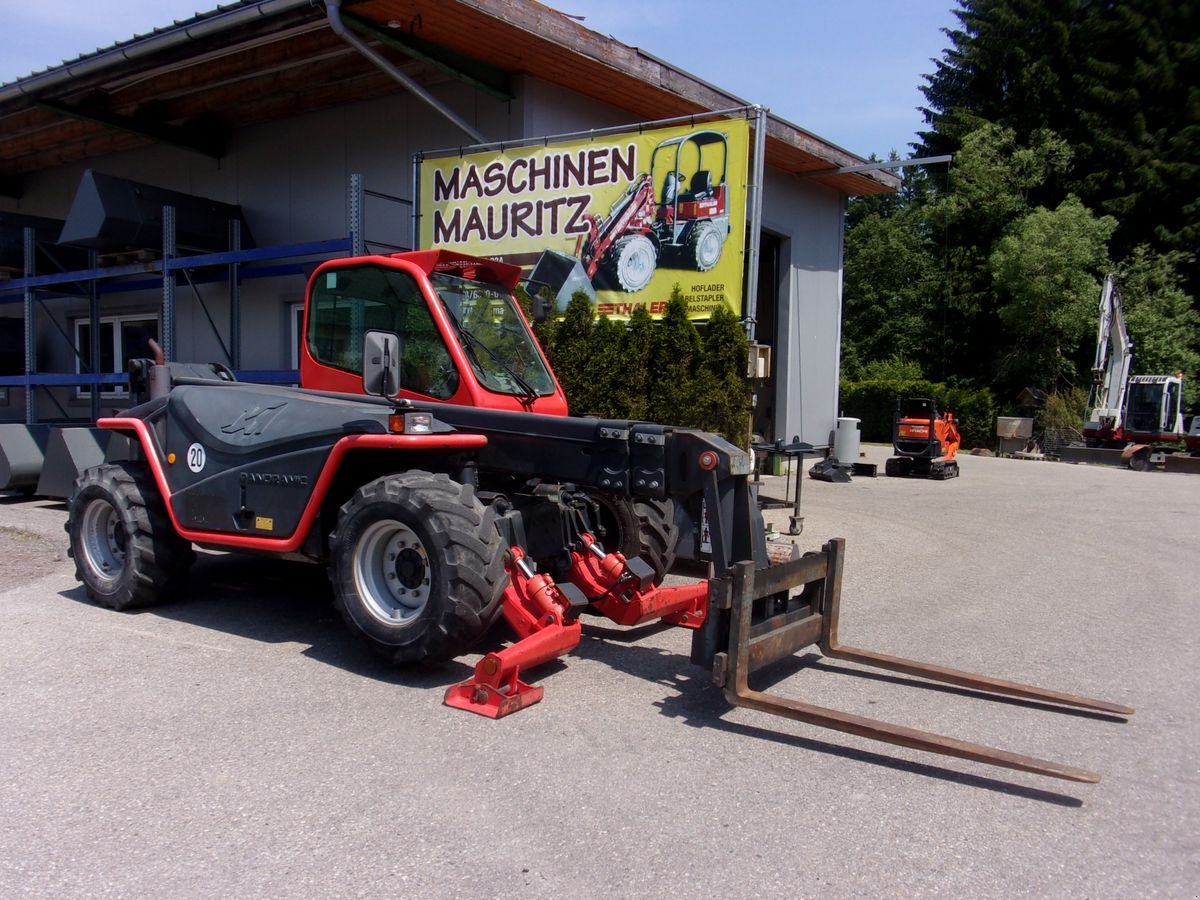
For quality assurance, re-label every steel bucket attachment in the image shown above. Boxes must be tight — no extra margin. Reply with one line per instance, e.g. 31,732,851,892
527,249,596,313
710,539,1133,783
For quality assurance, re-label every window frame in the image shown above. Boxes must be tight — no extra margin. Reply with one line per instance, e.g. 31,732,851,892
290,301,305,370
73,312,160,399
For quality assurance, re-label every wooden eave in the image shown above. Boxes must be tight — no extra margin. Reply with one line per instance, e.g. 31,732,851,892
0,0,897,197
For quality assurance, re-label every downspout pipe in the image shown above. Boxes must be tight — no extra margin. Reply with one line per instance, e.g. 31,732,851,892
325,0,485,145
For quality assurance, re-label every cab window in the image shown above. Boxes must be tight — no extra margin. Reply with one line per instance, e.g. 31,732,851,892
308,266,459,400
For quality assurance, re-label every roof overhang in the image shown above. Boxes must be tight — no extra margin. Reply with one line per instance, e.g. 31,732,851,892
0,0,898,198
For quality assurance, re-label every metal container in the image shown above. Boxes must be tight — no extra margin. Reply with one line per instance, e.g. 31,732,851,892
833,417,860,467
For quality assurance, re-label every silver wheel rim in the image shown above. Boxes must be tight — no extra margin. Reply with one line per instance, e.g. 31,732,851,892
353,519,432,626
80,498,126,583
617,237,656,291
695,227,723,269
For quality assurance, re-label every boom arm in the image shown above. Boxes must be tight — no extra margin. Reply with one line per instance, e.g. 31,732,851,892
1088,274,1133,425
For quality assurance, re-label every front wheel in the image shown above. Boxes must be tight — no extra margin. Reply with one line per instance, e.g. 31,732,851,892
329,471,506,664
687,220,726,271
602,234,657,292
66,463,194,610
1127,447,1152,472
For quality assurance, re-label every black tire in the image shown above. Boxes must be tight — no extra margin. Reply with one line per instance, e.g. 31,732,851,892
66,463,194,611
328,471,506,664
687,220,726,271
600,234,657,292
1127,447,1152,472
592,495,678,585
884,457,903,478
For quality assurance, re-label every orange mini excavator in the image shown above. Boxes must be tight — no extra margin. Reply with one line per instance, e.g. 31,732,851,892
884,397,961,480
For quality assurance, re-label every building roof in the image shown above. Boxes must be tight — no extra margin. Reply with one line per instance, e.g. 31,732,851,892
0,0,899,199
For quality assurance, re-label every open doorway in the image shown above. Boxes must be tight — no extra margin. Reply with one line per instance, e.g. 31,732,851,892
750,230,782,442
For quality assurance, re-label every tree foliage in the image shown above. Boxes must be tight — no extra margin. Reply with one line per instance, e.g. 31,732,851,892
918,0,1200,290
534,286,752,447
843,0,1199,422
988,196,1116,388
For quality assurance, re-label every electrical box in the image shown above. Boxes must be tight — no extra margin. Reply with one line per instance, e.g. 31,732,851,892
748,343,771,379
996,417,1034,440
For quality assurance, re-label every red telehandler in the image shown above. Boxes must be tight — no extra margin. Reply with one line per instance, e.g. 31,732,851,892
66,249,1130,783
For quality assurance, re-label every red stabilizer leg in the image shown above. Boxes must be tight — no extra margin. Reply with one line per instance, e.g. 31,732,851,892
444,621,582,717
443,554,584,720
444,668,545,718
592,582,707,628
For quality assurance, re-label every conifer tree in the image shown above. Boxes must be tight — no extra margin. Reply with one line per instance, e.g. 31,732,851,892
646,285,702,427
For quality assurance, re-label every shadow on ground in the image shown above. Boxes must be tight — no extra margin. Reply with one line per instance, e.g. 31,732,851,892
59,550,475,688
577,627,1088,806
57,551,1095,802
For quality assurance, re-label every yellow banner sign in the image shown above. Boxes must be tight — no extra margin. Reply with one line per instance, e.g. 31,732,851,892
419,118,750,320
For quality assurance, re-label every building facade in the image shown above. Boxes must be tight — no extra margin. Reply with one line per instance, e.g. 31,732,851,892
0,0,897,447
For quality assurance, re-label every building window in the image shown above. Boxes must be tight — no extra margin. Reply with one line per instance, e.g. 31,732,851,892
74,314,160,397
0,318,23,404
290,302,305,370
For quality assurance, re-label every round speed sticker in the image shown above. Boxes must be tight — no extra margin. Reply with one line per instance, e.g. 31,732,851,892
186,443,206,473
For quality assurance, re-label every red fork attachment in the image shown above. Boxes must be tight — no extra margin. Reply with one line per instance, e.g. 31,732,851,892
444,538,707,718
712,539,1134,783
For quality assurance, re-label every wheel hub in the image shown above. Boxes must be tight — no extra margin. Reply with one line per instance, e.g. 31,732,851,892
394,547,426,590
80,498,126,581
354,519,432,625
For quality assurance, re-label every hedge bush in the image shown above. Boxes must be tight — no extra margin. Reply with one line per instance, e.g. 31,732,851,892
524,286,996,451
525,286,751,448
840,377,996,449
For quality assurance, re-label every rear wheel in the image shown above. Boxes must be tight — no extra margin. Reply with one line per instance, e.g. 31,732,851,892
602,234,657,292
66,463,194,610
329,471,506,664
687,220,726,271
592,495,677,585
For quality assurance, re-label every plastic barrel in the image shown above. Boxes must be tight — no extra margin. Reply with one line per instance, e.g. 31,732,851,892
833,417,861,467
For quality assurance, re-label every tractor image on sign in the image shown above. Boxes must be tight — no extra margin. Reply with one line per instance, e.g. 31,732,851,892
65,249,1131,783
576,129,731,292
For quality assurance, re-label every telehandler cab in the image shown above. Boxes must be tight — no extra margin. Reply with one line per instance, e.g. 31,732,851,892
66,249,1131,783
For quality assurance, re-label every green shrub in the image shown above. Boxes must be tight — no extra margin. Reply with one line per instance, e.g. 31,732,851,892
646,287,704,427
1037,387,1088,434
539,285,752,448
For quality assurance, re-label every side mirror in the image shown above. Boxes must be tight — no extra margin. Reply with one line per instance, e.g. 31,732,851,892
362,329,402,398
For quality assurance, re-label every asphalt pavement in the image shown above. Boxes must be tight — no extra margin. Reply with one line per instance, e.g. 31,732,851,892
1,446,1196,897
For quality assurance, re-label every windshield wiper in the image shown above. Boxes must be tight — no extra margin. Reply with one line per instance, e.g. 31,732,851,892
442,306,540,404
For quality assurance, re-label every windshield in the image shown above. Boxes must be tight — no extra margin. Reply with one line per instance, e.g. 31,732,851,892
429,271,555,398
1126,381,1163,432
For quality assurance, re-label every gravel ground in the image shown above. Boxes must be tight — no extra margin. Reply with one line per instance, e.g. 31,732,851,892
0,447,1197,898
0,497,69,581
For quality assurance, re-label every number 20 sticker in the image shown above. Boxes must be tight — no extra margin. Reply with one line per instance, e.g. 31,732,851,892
187,443,206,473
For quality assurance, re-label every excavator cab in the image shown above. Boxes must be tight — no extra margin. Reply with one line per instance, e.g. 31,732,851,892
1123,375,1184,441
885,397,961,480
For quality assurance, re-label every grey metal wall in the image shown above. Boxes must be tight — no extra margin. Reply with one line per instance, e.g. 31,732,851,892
762,170,846,448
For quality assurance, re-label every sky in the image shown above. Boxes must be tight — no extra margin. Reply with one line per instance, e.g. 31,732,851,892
0,0,961,159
